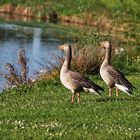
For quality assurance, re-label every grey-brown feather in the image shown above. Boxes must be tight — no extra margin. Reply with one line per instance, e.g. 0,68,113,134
107,66,135,91
70,71,104,93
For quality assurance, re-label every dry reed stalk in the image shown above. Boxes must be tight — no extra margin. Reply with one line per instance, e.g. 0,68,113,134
5,63,22,86
0,48,31,88
71,44,102,74
18,48,29,83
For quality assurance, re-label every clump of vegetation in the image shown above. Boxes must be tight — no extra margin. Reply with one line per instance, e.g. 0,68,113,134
0,48,32,88
17,48,29,83
71,44,102,74
4,63,22,86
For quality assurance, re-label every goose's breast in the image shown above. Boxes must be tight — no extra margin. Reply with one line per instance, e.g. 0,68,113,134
100,68,113,85
60,72,78,91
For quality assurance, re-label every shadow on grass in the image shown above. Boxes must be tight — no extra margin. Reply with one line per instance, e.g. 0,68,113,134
96,96,140,102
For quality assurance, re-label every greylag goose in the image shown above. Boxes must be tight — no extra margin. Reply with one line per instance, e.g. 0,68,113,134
100,41,135,96
59,44,104,103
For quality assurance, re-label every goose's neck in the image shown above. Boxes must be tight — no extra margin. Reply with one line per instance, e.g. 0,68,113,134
103,45,111,66
62,47,72,71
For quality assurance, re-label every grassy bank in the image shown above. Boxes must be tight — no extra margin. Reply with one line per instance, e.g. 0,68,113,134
0,0,140,24
0,0,140,17
0,74,140,140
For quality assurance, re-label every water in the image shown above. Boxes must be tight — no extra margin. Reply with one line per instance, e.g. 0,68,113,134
0,23,70,91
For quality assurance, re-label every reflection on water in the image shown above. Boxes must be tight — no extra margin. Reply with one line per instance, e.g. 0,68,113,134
0,23,70,91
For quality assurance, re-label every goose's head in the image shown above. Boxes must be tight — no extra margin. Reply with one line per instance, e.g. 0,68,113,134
58,44,71,52
100,41,111,49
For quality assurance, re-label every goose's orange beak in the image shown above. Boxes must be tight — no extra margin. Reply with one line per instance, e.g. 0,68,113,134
58,45,64,50
100,42,105,48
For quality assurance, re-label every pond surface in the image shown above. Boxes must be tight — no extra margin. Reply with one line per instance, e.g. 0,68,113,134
0,23,71,91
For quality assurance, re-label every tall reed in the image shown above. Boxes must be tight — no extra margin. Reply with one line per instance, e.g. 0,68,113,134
0,48,31,88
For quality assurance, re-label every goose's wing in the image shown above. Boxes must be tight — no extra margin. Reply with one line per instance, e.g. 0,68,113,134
107,66,135,91
70,71,104,94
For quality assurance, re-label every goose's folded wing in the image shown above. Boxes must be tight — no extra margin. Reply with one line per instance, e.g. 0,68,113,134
70,71,104,92
107,66,134,90
70,72,90,88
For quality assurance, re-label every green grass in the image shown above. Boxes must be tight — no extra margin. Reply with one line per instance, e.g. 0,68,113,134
0,74,140,140
0,0,140,19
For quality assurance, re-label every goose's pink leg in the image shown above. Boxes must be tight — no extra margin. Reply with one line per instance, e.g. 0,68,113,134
71,95,75,104
77,93,80,103
116,88,119,97
109,88,112,97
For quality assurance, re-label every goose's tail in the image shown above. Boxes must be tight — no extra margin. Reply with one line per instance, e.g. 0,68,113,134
83,81,104,96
